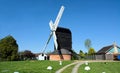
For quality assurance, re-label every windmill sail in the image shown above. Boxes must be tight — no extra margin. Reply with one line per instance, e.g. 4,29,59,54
54,6,65,30
41,6,65,53
53,31,58,49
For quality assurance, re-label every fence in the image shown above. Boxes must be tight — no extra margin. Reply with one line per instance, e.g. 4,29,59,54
85,54,114,60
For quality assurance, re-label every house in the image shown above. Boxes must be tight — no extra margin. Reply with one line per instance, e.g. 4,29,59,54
38,53,48,60
96,42,120,60
35,53,48,60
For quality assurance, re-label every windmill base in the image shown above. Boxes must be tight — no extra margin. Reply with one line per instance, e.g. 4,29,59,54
49,54,71,61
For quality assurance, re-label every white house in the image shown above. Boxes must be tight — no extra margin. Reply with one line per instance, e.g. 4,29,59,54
38,53,47,60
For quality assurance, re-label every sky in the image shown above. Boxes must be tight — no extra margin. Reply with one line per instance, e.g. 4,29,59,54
0,0,120,53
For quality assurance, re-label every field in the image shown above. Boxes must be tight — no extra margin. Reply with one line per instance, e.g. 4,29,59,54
60,61,120,73
0,60,73,73
78,62,120,73
1,61,120,73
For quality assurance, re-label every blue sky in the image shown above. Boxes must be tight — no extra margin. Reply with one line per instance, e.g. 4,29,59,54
0,0,120,53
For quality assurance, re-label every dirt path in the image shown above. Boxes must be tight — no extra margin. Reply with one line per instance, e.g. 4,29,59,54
55,60,119,73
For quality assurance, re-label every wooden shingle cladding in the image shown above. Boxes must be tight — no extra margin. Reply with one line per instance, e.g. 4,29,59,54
56,27,72,50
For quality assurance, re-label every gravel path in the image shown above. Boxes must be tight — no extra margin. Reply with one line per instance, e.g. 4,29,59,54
71,62,84,73
55,61,80,73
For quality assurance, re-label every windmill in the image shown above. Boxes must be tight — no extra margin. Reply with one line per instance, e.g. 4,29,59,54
41,6,65,58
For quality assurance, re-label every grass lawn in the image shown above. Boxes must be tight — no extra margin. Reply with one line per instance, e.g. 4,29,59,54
78,62,120,73
0,60,73,73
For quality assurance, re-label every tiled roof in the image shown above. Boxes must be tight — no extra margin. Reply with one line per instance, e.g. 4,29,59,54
97,45,113,54
49,49,71,55
97,45,120,54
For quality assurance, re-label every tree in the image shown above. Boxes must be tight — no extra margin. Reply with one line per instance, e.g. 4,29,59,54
71,50,79,60
88,47,96,55
22,50,35,60
79,50,85,59
85,39,91,51
0,35,18,61
18,51,24,61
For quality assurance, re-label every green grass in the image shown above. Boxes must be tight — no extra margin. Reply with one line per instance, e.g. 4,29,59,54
0,60,73,73
78,62,120,73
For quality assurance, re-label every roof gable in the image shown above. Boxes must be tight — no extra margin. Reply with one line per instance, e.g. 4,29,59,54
97,45,120,54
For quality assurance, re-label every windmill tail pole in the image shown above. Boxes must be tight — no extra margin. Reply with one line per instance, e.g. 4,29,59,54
41,32,53,53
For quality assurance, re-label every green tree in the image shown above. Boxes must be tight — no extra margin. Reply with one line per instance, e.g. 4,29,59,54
71,50,79,60
18,51,24,61
22,50,35,60
0,35,18,61
79,50,85,59
88,47,96,55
